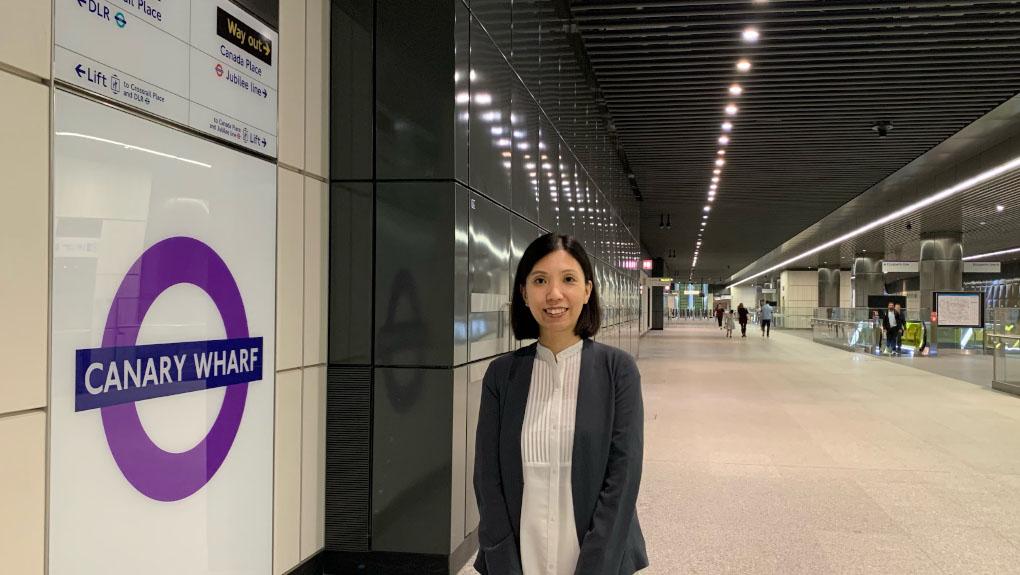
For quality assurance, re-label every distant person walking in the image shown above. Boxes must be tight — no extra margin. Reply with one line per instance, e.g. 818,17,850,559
870,309,884,353
724,309,736,338
760,302,774,338
737,303,749,338
715,305,725,329
882,302,904,355
893,303,905,353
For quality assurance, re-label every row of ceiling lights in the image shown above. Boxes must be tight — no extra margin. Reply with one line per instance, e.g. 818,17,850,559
728,159,1020,288
688,8,763,282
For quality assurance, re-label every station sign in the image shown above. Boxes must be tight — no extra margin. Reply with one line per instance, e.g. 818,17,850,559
55,0,278,157
882,261,919,273
963,261,1001,273
49,91,276,575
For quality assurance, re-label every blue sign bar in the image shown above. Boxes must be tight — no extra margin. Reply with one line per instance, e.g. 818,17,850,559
75,337,263,412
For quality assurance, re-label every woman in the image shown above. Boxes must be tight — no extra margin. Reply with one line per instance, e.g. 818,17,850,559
473,233,648,575
737,303,749,338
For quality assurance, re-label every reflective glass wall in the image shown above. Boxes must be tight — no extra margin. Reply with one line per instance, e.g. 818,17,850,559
327,0,643,571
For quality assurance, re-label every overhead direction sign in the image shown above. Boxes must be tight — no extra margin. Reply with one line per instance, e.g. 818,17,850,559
55,0,278,156
882,261,919,273
964,261,1001,273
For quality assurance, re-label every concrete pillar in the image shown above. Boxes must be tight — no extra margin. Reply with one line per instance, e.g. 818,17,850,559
919,232,963,317
818,268,840,308
852,255,884,307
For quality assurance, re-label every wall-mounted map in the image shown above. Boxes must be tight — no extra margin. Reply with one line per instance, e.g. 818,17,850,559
935,292,984,327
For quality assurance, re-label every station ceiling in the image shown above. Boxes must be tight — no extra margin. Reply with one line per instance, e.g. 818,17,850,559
567,0,1020,282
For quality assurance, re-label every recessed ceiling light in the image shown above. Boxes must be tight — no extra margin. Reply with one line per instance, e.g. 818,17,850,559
708,196,714,202
729,84,744,96
742,28,760,43
713,169,722,175
704,206,711,211
722,121,734,132
725,104,739,115
736,60,752,72
719,136,730,145
980,221,987,225
716,159,726,167
711,176,720,183
997,204,1005,212
717,150,726,156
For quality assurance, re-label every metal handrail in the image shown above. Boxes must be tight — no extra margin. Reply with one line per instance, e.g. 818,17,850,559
988,333,1020,341
811,318,877,328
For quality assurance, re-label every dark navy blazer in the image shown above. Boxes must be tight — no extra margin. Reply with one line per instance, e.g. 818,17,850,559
473,339,648,575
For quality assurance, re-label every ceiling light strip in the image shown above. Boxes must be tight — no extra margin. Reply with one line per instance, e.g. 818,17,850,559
963,246,1020,261
726,154,1020,289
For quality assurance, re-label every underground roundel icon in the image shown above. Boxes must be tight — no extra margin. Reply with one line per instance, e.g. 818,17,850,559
93,237,258,502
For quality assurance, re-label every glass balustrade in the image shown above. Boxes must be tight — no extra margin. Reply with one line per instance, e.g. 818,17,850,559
988,308,1020,396
810,307,927,355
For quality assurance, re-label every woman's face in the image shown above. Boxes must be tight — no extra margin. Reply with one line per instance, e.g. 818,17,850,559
522,249,592,339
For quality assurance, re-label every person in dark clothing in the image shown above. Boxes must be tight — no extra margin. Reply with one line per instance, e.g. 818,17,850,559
893,303,905,353
474,233,648,575
737,303,749,337
715,305,725,329
882,302,904,355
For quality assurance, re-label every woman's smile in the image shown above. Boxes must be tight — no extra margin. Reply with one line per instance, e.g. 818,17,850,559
544,306,569,319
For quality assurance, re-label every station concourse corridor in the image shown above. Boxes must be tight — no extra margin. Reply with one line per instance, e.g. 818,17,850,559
463,323,1020,575
11,1,1020,573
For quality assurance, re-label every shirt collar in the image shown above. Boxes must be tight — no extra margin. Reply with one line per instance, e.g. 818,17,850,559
536,338,584,365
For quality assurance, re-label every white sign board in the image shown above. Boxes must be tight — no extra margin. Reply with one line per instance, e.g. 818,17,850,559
882,261,919,273
683,290,701,295
55,0,278,157
50,91,276,575
964,261,1002,273
934,292,984,328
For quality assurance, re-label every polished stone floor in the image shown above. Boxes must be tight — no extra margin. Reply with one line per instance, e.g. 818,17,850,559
460,323,1020,574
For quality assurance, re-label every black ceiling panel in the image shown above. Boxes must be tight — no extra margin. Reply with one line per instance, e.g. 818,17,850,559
568,0,1020,281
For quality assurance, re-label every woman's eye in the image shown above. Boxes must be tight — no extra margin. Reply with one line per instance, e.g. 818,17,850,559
533,277,545,285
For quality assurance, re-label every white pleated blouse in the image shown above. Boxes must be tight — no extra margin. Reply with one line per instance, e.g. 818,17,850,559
520,339,584,575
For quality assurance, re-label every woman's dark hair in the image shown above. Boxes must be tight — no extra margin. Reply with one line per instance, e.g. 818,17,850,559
511,233,601,340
